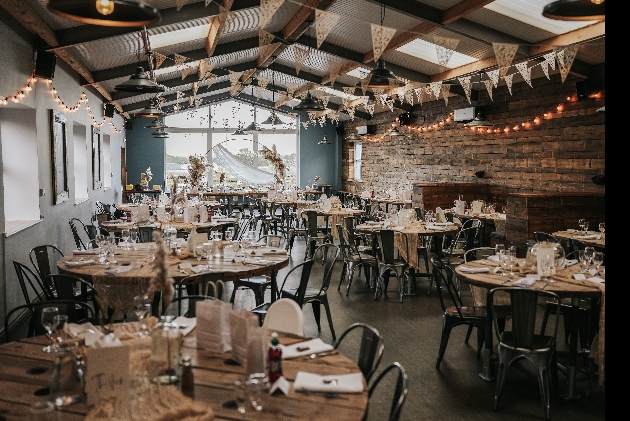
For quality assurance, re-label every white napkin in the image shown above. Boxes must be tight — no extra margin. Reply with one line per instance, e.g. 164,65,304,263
269,376,291,395
564,259,578,267
173,316,196,336
260,249,288,256
64,322,104,347
458,266,490,273
512,278,536,287
103,265,135,275
587,276,605,285
365,221,381,225
280,338,333,359
487,255,500,262
243,258,271,266
567,229,579,232
425,224,447,231
434,222,451,226
293,372,364,394
573,234,601,240
72,249,99,255
65,259,95,267
179,263,193,269
190,265,206,274
573,273,586,280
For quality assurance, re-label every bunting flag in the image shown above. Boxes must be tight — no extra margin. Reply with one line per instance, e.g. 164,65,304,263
198,59,214,80
301,121,309,130
286,81,298,98
315,9,340,48
457,76,472,104
174,53,187,67
372,88,384,97
173,103,181,112
189,96,195,106
330,113,340,124
433,35,460,72
321,96,330,108
195,98,203,107
176,0,188,11
342,97,349,108
503,73,514,95
413,87,423,105
343,86,356,96
205,73,217,89
482,80,494,101
154,52,167,69
486,69,500,88
493,43,519,77
365,102,375,116
515,62,533,87
228,70,243,86
358,96,369,106
177,91,185,99
328,60,343,86
347,107,356,120
424,86,433,98
254,86,264,100
205,0,212,5
260,0,284,28
157,96,166,106
307,112,317,123
370,23,397,63
379,94,388,106
296,90,308,99
556,45,579,83
440,84,451,106
428,81,442,99
544,51,556,71
318,116,326,127
385,98,394,112
360,77,369,95
389,78,400,89
404,90,414,106
396,91,405,103
230,84,241,96
293,46,309,75
181,65,192,80
258,29,277,61
192,82,199,95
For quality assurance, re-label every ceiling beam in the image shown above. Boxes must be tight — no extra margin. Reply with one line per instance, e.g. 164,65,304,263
281,0,337,43
528,21,605,56
0,0,58,46
50,0,259,50
441,0,495,25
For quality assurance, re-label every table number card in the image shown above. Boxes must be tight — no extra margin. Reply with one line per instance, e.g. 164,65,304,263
85,345,130,406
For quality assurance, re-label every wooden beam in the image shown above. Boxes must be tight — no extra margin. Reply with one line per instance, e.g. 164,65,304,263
0,0,59,46
257,43,284,67
441,0,495,25
362,22,437,64
528,21,605,56
282,0,324,41
321,62,361,85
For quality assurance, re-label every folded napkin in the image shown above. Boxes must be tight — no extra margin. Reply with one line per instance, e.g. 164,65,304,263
261,250,289,256
564,259,578,267
73,249,99,255
487,255,500,262
103,265,135,275
190,265,207,274
365,221,381,225
243,258,271,266
280,338,334,359
293,372,364,394
567,228,579,232
458,266,490,273
64,322,104,346
434,222,452,226
425,224,448,231
587,276,605,285
573,234,601,240
172,316,196,336
573,273,586,280
65,259,95,267
512,278,536,287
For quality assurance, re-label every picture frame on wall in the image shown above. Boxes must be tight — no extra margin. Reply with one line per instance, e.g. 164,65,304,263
92,126,102,189
51,109,69,204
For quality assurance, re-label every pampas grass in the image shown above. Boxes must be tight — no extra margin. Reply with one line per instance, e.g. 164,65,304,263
147,232,174,309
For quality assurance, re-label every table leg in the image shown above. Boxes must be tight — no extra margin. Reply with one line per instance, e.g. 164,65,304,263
435,235,445,258
560,297,582,399
480,287,495,381
270,271,278,303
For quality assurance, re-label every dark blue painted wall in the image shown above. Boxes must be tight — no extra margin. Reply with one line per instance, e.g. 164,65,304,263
125,118,165,189
298,117,341,191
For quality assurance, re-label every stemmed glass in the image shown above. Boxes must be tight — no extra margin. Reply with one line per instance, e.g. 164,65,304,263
599,222,605,237
107,236,117,264
41,307,59,352
225,227,234,242
592,252,604,275
121,229,130,250
583,246,595,273
195,243,204,264
147,243,158,261
495,244,505,257
52,315,68,346
129,229,138,250
578,250,589,273
499,250,510,277
578,219,586,232
203,242,213,269
133,295,152,338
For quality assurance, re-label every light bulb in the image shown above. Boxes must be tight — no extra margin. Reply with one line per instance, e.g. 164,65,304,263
591,0,603,4
96,0,114,16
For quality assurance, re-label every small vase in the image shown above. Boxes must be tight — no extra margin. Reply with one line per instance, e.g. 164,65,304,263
150,316,182,385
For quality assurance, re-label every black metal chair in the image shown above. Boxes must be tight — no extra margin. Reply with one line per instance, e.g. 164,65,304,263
138,226,155,243
304,210,331,260
5,300,95,343
280,244,339,340
69,218,87,250
364,362,408,421
490,287,561,421
176,272,231,314
14,260,53,308
337,225,377,297
44,274,97,320
29,245,64,284
163,295,220,318
334,323,384,383
432,257,486,369
374,230,410,303
534,231,560,243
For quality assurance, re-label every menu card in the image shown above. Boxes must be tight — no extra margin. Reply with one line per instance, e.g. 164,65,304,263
85,336,130,406
196,300,232,353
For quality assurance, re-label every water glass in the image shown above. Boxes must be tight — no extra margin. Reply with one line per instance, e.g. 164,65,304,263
28,401,61,421
233,378,247,414
599,222,605,236
499,251,510,277
121,229,131,249
133,295,151,338
592,252,604,274
147,243,158,261
247,373,267,412
52,315,68,346
578,250,589,273
540,254,555,282
578,218,586,232
130,230,138,249
225,227,234,241
42,307,60,353
495,244,505,256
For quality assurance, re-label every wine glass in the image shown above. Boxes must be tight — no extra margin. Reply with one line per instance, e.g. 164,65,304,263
195,243,204,263
540,253,555,283
599,222,605,237
52,315,68,347
578,219,586,232
495,244,505,257
507,252,517,279
225,227,234,242
41,307,59,352
28,401,61,421
583,220,590,233
130,230,138,250
592,252,604,275
107,236,117,264
499,251,510,277
121,229,130,250
133,295,152,338
202,242,213,269
578,250,588,273
147,243,158,261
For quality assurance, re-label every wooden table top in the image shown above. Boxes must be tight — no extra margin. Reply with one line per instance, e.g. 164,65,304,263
552,230,605,249
447,211,506,223
0,332,367,420
356,221,459,236
100,219,236,234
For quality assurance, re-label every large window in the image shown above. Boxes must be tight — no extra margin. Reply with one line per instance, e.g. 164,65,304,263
164,100,297,188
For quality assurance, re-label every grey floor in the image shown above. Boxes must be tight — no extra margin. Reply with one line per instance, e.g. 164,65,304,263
229,237,605,421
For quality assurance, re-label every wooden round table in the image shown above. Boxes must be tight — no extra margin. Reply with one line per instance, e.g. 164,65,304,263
0,331,368,420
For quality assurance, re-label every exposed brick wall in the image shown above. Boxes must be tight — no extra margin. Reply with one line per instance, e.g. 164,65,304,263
342,64,605,195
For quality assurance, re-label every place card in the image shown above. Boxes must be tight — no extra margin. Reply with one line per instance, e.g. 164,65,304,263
85,341,130,406
269,376,290,395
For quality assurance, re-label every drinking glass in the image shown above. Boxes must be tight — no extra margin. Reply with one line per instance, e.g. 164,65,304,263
133,295,151,338
499,251,510,277
592,252,604,275
247,373,267,412
107,236,117,264
578,250,589,273
233,377,247,414
52,315,68,346
225,227,234,241
202,242,213,269
147,243,158,261
599,222,605,236
495,244,505,256
195,243,204,263
578,218,586,232
130,230,138,249
583,221,590,232
28,401,61,421
121,229,131,250
540,254,555,283
41,307,59,352
507,252,517,278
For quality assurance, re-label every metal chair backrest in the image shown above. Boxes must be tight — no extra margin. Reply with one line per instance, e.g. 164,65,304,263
341,226,361,258
367,362,408,421
464,247,496,263
259,235,282,248
315,243,339,294
414,207,424,221
177,272,232,314
377,229,407,265
163,295,220,318
278,259,315,306
490,287,560,349
138,226,154,243
534,231,559,243
306,210,319,237
29,245,64,283
334,322,384,382
44,274,91,303
462,218,481,229
84,224,98,248
14,261,52,307
69,218,86,250
431,257,464,315
449,226,478,254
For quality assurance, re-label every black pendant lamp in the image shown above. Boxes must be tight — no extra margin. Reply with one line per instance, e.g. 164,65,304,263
136,100,165,118
115,66,165,93
367,60,400,89
261,110,288,125
47,0,161,27
245,121,262,132
543,0,605,21
345,132,363,141
151,128,168,138
144,118,166,129
294,92,324,112
387,126,406,137
465,111,493,128
318,135,332,145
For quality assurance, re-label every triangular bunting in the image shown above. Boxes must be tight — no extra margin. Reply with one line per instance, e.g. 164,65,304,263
307,112,317,123
385,98,394,112
260,0,284,29
458,76,472,104
254,86,264,100
424,86,433,98
347,107,356,120
428,81,442,99
360,78,369,95
482,80,494,101
328,60,343,86
330,113,340,124
176,0,188,11
342,97,349,108
230,83,241,96
492,43,519,77
177,91,185,99
228,70,243,86
544,51,556,71
189,96,195,106
257,77,269,92
173,103,181,112
556,45,579,83
404,90,414,106
181,65,191,80
205,73,217,89
486,69,500,88
318,116,326,127
259,28,275,48
174,53,187,67
301,121,309,130
372,88,384,97
413,87,423,105
370,23,397,63
396,91,405,103
515,62,532,87
192,82,199,95
540,59,551,80
503,73,514,95
343,86,356,96
294,46,309,75
195,98,203,107
440,84,450,106
286,81,298,98
433,35,460,72
365,102,375,116
154,52,167,69
321,96,330,108
315,9,340,49
379,94,388,106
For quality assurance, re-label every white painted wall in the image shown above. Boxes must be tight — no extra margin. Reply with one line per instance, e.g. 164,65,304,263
73,122,88,200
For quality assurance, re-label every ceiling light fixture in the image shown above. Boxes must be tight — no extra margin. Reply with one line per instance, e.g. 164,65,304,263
115,66,165,93
367,2,404,89
151,128,168,138
245,121,262,132
144,118,166,129
136,99,165,118
464,110,493,128
345,132,363,141
232,125,247,136
261,59,289,125
47,0,161,27
318,135,332,145
387,126,406,137
293,23,325,112
542,0,605,21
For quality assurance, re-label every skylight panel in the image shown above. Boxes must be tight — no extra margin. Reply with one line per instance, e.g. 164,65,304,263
396,39,477,68
149,25,209,49
484,0,597,35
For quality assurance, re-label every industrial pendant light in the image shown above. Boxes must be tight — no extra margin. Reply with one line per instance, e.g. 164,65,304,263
293,23,324,112
346,132,363,141
367,2,403,89
47,0,161,27
261,111,287,125
464,110,493,128
115,66,165,93
542,0,605,21
151,128,168,138
245,121,262,132
144,118,166,129
232,124,247,136
387,126,406,137
136,99,165,118
318,135,332,145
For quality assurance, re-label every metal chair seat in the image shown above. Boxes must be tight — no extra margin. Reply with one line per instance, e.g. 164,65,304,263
337,225,378,297
445,306,486,318
374,230,410,303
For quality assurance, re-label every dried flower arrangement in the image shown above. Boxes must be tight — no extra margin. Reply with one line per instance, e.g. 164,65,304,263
146,231,174,308
259,145,286,184
188,154,208,190
314,175,321,183
169,174,188,207
140,167,153,187
219,172,225,183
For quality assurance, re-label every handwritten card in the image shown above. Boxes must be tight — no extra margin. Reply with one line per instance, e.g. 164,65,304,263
85,345,130,406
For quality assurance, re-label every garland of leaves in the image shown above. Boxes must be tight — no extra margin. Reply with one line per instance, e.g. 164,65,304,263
188,154,208,189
